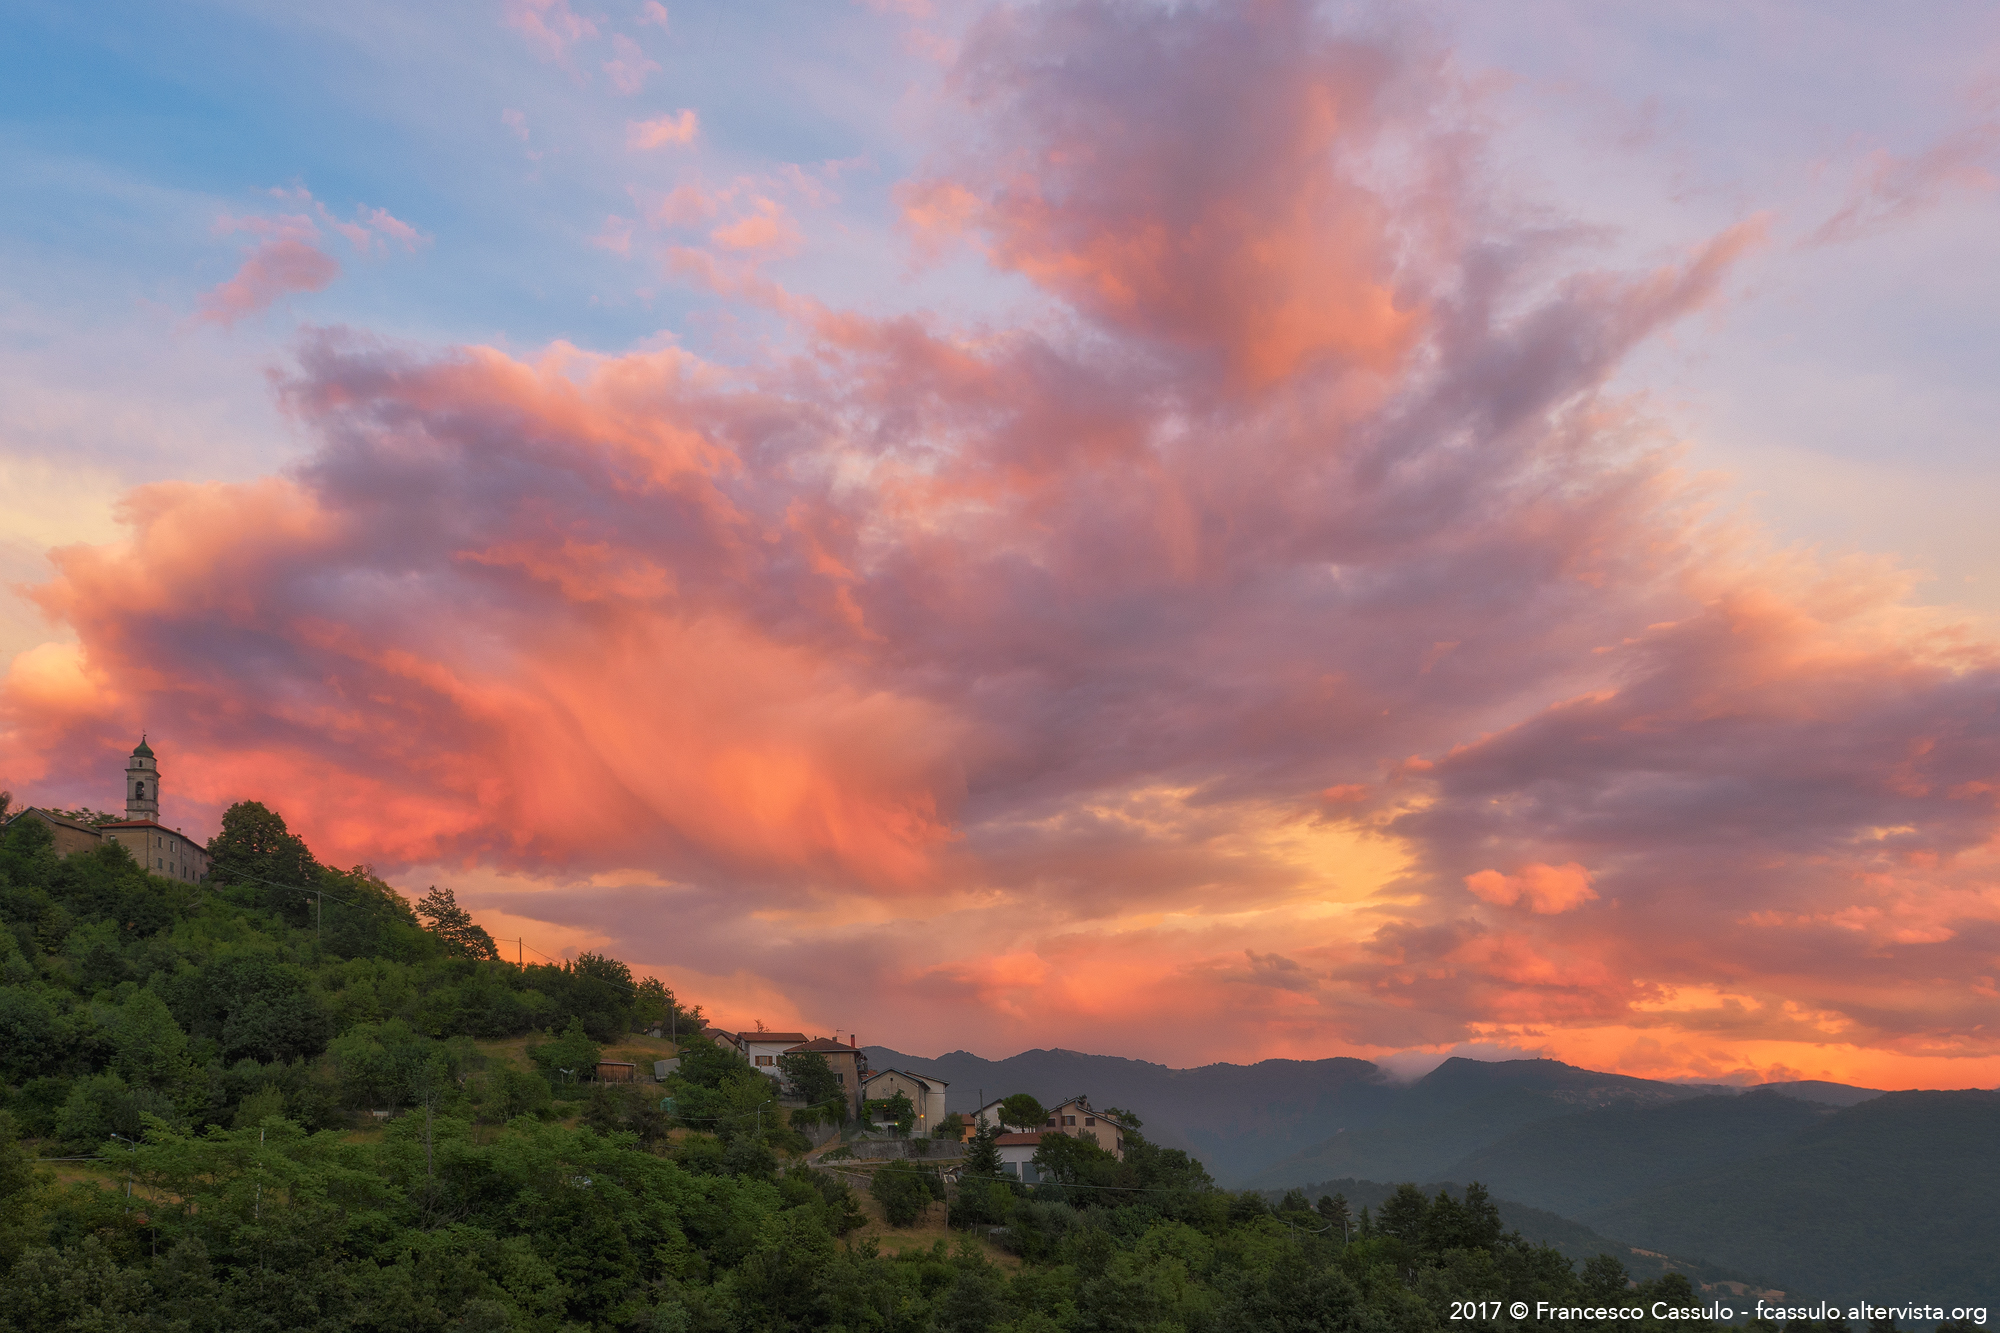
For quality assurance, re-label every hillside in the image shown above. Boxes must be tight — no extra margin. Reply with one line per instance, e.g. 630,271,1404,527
868,1045,1892,1189
1444,1089,1831,1218
1262,1178,1772,1295
2,800,1744,1331
1585,1090,2000,1304
862,1044,1398,1182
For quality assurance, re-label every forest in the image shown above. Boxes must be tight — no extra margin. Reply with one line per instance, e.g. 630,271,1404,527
0,799,1929,1331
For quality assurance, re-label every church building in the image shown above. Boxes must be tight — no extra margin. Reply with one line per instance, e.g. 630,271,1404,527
3,737,211,883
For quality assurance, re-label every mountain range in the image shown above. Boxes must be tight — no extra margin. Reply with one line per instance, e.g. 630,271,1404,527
867,1045,1999,1304
862,1044,1878,1186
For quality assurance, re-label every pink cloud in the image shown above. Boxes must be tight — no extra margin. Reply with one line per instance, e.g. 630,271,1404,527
505,0,599,64
627,110,699,149
603,33,660,95
18,0,2000,1085
592,213,635,256
1810,121,2000,246
637,2,670,30
197,215,340,326
708,197,802,254
1466,863,1599,914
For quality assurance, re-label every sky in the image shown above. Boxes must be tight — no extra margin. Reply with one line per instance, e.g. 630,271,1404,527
3,0,1999,1088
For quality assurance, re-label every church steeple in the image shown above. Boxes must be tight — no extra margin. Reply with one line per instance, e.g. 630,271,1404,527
126,736,159,822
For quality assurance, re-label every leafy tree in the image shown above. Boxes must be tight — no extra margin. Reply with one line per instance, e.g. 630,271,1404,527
997,1093,1047,1132
933,1110,966,1142
571,951,633,988
110,988,193,1091
778,1049,845,1107
165,952,334,1064
0,986,66,1084
526,1018,602,1085
1031,1129,1119,1189
630,974,702,1035
46,807,121,827
869,1159,943,1226
1582,1252,1633,1302
205,801,320,916
867,1090,917,1137
1377,1181,1430,1244
412,884,499,959
1316,1191,1352,1235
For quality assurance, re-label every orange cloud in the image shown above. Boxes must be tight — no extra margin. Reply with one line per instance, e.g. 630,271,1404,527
628,110,699,149
11,0,2000,1090
198,215,339,325
1465,863,1599,914
603,33,659,94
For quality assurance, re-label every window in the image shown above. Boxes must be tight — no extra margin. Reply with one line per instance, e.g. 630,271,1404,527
1085,1117,1096,1126
1062,1115,1076,1125
1044,1117,1056,1126
755,1055,774,1065
156,858,162,868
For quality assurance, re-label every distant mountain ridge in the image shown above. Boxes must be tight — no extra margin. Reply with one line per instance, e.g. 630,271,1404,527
860,1045,1885,1186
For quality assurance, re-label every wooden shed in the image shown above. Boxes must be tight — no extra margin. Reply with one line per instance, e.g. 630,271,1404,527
595,1061,638,1083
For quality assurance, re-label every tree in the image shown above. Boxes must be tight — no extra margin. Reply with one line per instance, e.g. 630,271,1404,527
997,1093,1047,1132
866,1090,916,1137
1317,1192,1352,1235
1377,1182,1430,1244
206,800,319,899
413,885,499,959
778,1050,844,1107
932,1111,966,1142
1581,1253,1631,1303
1030,1130,1119,1188
963,1122,1004,1178
869,1160,943,1226
571,951,633,988
630,975,702,1035
111,989,192,1091
48,807,121,826
1279,1187,1311,1214
527,1019,602,1085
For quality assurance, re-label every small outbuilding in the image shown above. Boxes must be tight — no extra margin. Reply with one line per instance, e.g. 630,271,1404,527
596,1061,638,1083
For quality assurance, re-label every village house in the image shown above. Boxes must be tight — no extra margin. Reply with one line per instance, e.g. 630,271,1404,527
782,1036,867,1114
737,1030,809,1074
3,738,211,884
860,1068,950,1135
973,1094,1130,1161
994,1132,1050,1182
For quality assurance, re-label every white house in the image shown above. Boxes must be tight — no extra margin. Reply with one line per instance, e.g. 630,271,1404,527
993,1132,1049,1182
738,1031,809,1076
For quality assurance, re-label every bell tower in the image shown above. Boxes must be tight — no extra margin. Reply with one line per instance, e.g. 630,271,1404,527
125,736,159,822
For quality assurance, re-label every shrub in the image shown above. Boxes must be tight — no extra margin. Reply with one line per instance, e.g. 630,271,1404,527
869,1159,943,1226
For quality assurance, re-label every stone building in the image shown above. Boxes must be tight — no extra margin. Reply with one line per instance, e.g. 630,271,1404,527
2,737,211,883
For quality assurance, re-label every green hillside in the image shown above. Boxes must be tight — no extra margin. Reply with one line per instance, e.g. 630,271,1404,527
1260,1178,1772,1295
1445,1090,1830,1218
1585,1090,2000,1304
0,799,1748,1331
1245,1058,1717,1189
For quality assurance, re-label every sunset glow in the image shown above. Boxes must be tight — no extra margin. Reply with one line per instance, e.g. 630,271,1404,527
5,0,1999,1088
